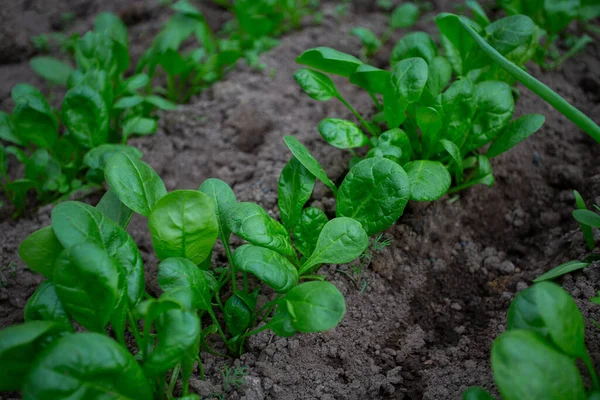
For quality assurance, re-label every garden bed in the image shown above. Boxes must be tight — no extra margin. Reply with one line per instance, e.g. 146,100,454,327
1,1,599,399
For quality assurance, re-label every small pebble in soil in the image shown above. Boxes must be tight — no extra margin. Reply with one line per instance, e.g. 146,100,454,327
498,260,516,274
516,281,528,292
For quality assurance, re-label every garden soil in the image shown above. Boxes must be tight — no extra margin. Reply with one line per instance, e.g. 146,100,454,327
1,1,600,399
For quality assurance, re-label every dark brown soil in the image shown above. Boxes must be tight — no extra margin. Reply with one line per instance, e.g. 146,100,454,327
1,1,600,400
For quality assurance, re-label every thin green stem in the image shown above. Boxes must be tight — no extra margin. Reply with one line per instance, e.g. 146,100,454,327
207,306,229,346
336,94,378,137
299,274,326,281
458,16,600,144
550,35,592,70
127,312,144,354
583,351,600,391
197,355,205,380
241,323,271,339
167,363,181,399
223,240,237,294
368,91,383,111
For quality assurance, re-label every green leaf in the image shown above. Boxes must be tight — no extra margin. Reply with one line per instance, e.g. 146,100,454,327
225,294,252,337
366,143,404,165
318,118,369,149
123,74,149,93
23,333,153,399
300,217,369,274
144,310,201,376
228,202,295,258
462,387,495,400
157,258,212,310
465,0,491,26
145,95,178,111
283,136,337,194
97,189,134,229
24,281,72,330
293,68,339,101
233,245,299,292
349,64,390,94
351,27,382,54
440,139,463,181
487,114,545,158
114,95,144,109
149,190,218,265
296,47,362,78
404,160,451,201
278,157,316,230
423,56,453,101
492,330,585,400
105,152,167,216
337,158,410,235
30,56,74,85
378,128,412,164
0,111,23,145
12,89,58,149
385,57,428,128
391,2,420,29
391,32,437,64
440,77,475,149
0,321,66,391
19,226,63,278
534,260,590,282
123,117,158,140
435,14,478,75
417,106,443,156
573,209,600,228
83,144,142,183
51,201,145,306
573,190,595,250
278,281,345,333
293,207,328,257
198,178,237,244
53,242,124,332
62,85,109,148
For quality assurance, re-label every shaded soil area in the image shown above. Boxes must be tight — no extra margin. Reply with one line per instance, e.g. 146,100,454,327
1,1,600,399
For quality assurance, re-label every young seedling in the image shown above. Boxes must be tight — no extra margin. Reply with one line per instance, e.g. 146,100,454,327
0,147,369,398
463,282,599,399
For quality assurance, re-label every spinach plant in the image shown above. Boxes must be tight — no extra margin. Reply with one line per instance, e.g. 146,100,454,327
352,2,420,59
497,0,599,69
0,150,369,398
294,13,546,204
463,282,599,399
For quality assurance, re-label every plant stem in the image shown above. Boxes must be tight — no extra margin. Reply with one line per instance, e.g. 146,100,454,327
197,355,205,380
458,17,600,144
127,312,144,354
368,91,383,111
299,274,326,281
223,240,237,294
583,351,600,391
336,94,378,137
207,306,229,346
550,35,592,70
242,323,271,339
167,363,181,399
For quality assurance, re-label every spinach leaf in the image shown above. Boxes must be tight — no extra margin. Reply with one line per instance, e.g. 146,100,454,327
385,57,428,128
18,226,63,278
157,258,212,310
391,3,420,29
492,330,585,400
337,157,410,235
233,244,298,292
83,144,142,184
22,333,153,399
391,32,437,64
462,386,495,400
573,209,600,228
24,281,72,330
417,106,443,156
293,207,329,257
293,68,339,101
148,190,218,265
228,202,295,258
96,189,134,229
487,114,545,158
534,260,590,282
283,136,337,194
572,190,596,250
53,242,125,333
30,56,74,85
198,178,237,244
12,88,58,149
62,85,109,148
278,157,316,231
300,217,369,274
318,118,369,149
440,139,463,182
0,321,66,391
349,64,390,94
296,47,362,78
225,294,253,338
404,160,451,201
105,152,167,216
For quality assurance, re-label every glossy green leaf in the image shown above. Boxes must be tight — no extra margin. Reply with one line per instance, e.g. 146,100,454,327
391,2,420,29
283,136,337,194
122,117,158,140
278,157,316,230
337,157,410,235
24,281,72,330
378,128,412,164
280,281,345,333
352,27,382,54
366,143,404,165
573,209,600,228
62,85,109,148
114,95,144,109
293,68,339,101
144,309,201,376
391,32,437,64
492,330,585,400
149,190,218,265
440,77,475,149
545,0,581,33
19,226,63,278
51,201,145,306
462,386,495,400
123,74,149,93
53,243,124,332
94,12,128,46
96,189,134,228
300,217,369,274
145,95,178,111
30,57,74,85
225,294,252,338
318,118,369,149
233,245,298,292
268,305,297,337
423,56,453,100
296,47,362,78
198,178,237,244
12,90,58,149
440,139,463,180
465,0,491,26
385,57,428,128
534,260,590,282
157,257,212,310
105,152,167,216
487,114,545,158
349,64,390,94
0,111,23,145
417,106,443,155
293,207,328,257
23,333,153,399
228,202,295,258
573,190,595,250
83,144,142,183
405,160,451,201
0,321,66,391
